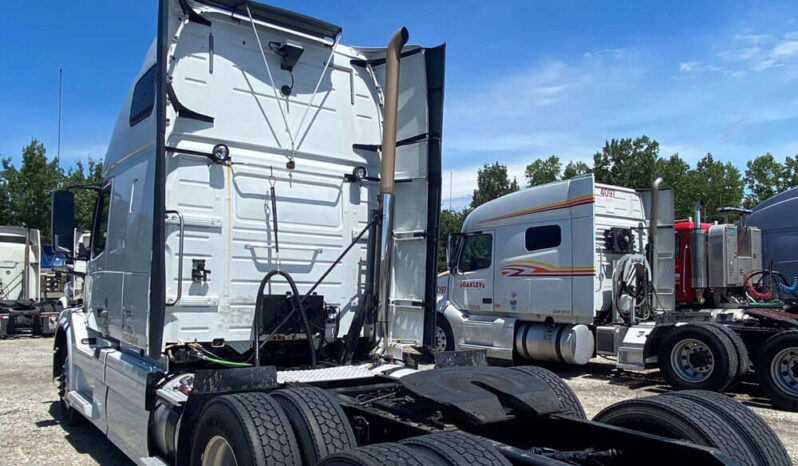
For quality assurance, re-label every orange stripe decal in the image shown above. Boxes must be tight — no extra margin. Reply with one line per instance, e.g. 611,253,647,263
501,260,595,278
481,194,594,224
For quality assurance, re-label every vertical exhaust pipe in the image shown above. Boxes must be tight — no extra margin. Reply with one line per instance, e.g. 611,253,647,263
691,200,707,303
374,27,409,355
647,177,663,311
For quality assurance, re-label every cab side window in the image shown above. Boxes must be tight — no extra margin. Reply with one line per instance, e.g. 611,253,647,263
458,234,492,272
525,225,561,252
92,184,112,258
129,65,156,126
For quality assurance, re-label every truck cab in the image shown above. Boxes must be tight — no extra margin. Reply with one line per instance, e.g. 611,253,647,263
440,175,672,364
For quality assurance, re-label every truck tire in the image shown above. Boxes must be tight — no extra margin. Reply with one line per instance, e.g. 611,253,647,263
190,392,301,466
703,322,751,387
658,323,738,392
319,443,444,466
663,390,790,466
756,330,798,411
55,346,82,426
509,366,586,419
271,386,357,465
400,432,511,466
432,314,455,352
594,394,759,465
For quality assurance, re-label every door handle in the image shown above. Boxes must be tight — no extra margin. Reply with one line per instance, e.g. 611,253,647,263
482,298,492,304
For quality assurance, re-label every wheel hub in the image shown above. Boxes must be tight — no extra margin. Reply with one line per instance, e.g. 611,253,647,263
671,338,714,383
771,347,798,396
202,435,238,466
433,325,448,352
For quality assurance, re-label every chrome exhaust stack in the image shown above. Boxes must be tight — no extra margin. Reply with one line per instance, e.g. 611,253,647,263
647,177,663,310
374,27,409,356
691,200,708,303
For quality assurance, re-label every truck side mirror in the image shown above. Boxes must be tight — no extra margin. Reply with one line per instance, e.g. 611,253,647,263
51,190,76,257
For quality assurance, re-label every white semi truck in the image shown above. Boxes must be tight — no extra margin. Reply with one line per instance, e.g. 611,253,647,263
49,1,788,465
438,174,798,411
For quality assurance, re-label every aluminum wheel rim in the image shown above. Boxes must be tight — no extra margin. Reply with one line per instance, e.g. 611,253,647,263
202,435,238,466
670,338,714,383
432,325,448,352
770,347,798,396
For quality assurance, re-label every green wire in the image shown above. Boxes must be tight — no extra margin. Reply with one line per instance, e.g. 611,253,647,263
202,356,252,367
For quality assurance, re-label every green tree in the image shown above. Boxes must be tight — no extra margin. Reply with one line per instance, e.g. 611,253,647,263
783,155,798,189
562,161,592,180
524,155,561,187
0,159,18,225
63,158,104,230
5,139,63,240
689,153,744,221
656,154,691,218
744,153,784,207
471,162,519,209
592,136,661,188
437,209,467,272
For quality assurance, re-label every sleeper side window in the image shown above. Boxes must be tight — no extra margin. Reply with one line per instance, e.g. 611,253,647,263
129,65,157,126
458,234,492,272
525,225,561,252
92,184,112,258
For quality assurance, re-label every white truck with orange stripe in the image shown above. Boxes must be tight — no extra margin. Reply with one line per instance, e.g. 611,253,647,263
436,174,677,368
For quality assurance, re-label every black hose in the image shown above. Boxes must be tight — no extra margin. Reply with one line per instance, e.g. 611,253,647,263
253,270,316,368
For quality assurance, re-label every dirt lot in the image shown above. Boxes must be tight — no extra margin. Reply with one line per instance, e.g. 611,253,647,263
1,337,796,464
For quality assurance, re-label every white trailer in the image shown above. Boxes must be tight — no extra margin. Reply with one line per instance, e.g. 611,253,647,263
48,2,786,465
438,174,798,411
0,226,61,336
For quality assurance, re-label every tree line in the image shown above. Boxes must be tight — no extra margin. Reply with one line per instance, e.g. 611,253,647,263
2,137,795,272
438,135,798,271
0,139,103,242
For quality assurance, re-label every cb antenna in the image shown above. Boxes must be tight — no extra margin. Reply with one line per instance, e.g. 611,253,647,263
57,68,62,169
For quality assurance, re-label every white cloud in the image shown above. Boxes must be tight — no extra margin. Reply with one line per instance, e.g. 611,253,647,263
772,39,798,58
439,22,797,196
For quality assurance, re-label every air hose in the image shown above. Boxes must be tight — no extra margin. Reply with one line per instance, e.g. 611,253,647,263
778,277,798,294
744,273,773,301
253,270,317,368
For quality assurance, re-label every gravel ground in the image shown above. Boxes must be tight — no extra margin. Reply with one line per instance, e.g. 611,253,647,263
1,337,796,464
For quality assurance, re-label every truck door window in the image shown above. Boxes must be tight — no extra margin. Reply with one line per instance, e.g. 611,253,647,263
92,185,112,258
129,65,156,126
525,225,561,251
458,234,492,272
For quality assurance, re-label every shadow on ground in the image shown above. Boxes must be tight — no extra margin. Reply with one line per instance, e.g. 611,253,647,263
47,401,133,465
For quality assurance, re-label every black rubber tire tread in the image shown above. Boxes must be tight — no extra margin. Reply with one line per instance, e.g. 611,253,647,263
658,323,739,392
190,391,301,466
703,322,751,386
509,365,587,419
434,313,455,351
663,390,790,466
594,394,759,465
401,432,511,466
756,330,798,412
319,443,442,466
271,385,357,465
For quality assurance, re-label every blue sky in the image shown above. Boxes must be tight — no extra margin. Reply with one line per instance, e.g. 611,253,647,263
1,1,796,209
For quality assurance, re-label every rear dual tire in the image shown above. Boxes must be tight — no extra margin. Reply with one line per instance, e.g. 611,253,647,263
658,323,741,392
320,433,511,466
594,391,789,466
757,330,798,412
191,387,357,466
